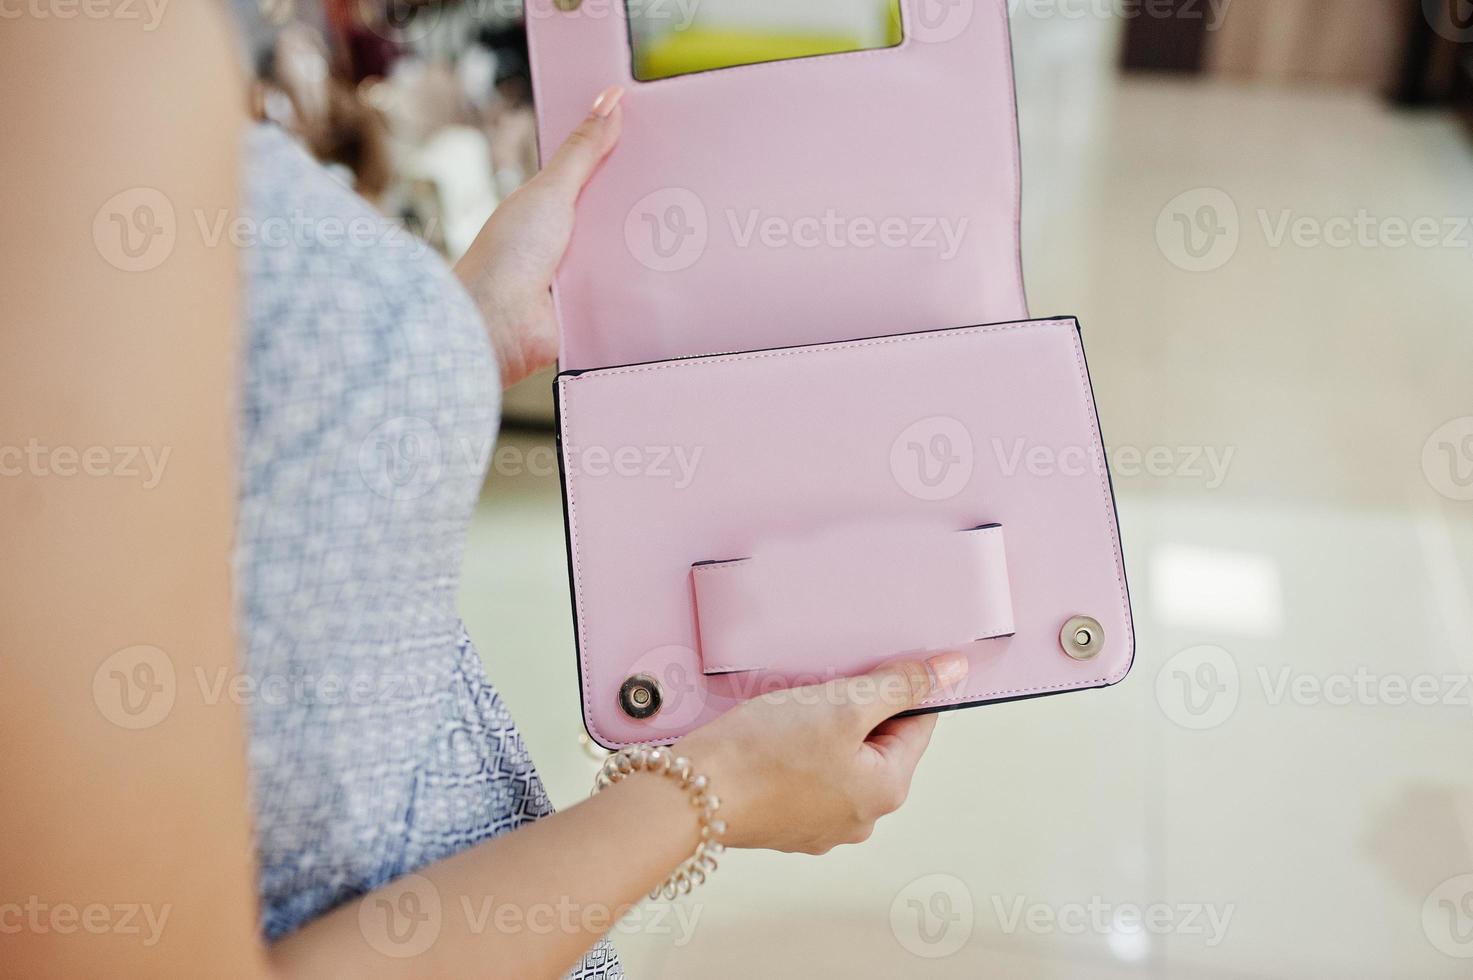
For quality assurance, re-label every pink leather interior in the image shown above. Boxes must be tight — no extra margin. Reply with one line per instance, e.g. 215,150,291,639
557,319,1134,747
526,0,1028,370
692,524,1015,675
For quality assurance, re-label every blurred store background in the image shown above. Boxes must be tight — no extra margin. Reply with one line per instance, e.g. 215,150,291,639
230,2,1473,976
232,0,1473,419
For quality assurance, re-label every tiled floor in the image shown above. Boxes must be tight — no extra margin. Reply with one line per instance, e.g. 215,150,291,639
460,76,1473,978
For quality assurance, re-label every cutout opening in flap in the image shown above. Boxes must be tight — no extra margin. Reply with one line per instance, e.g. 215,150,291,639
625,0,905,81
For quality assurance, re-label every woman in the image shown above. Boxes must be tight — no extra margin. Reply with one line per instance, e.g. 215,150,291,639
1,7,967,978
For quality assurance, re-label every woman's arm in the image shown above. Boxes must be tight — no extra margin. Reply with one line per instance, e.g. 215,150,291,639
267,658,958,979
267,761,699,977
2,15,961,980
0,8,264,979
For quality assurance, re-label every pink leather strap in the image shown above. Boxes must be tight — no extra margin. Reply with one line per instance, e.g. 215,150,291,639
691,525,1014,676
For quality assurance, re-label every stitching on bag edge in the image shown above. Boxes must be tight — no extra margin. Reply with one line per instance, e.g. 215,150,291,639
689,560,751,574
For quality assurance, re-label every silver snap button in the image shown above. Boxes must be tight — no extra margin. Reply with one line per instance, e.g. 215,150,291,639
618,674,663,720
1060,616,1104,660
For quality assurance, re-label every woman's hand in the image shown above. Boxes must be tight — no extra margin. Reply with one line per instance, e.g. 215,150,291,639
674,652,969,855
454,85,625,388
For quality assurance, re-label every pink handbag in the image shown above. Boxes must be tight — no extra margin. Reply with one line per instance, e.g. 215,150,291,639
528,0,1134,748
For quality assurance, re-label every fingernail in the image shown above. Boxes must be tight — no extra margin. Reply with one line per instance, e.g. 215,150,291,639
925,651,969,691
591,84,625,119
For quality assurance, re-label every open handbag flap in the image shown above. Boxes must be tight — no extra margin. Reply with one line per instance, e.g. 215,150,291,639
526,0,1028,370
555,318,1135,748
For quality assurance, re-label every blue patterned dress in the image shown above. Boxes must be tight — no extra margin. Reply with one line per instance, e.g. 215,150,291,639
236,124,620,978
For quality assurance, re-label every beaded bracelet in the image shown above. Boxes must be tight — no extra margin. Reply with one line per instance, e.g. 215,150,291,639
592,744,727,900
